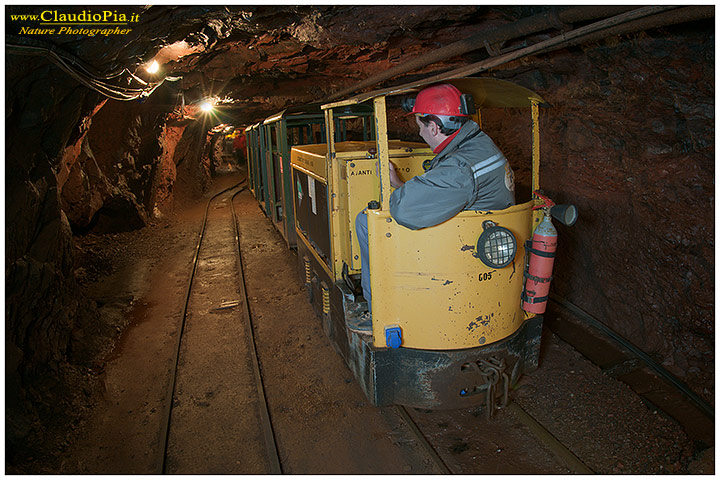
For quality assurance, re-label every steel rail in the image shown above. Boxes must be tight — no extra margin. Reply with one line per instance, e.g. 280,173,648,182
394,406,452,474
506,402,594,474
396,400,596,474
157,181,245,474
230,188,283,474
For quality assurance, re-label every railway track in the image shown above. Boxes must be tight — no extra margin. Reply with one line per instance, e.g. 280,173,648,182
157,180,283,473
156,182,446,473
229,187,282,474
155,182,701,474
394,390,594,474
547,294,714,448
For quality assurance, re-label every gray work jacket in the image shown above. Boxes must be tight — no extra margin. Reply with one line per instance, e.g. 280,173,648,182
389,120,515,230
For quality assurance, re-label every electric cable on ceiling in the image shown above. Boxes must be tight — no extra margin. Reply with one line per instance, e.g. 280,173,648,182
6,35,175,101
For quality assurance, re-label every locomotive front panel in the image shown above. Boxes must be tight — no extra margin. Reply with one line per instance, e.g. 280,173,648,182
366,202,535,350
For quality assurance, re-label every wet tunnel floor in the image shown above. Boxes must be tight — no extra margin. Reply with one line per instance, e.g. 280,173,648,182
46,171,709,474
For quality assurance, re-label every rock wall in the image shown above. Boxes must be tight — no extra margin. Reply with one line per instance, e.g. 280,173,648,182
382,23,714,405
5,58,213,464
481,25,714,403
172,121,216,202
5,57,106,463
60,96,167,233
151,124,184,213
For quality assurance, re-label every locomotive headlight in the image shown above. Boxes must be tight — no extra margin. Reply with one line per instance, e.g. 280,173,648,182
475,221,517,269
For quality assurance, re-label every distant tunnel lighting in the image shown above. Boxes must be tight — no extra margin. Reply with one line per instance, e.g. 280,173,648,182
145,60,160,74
200,101,214,112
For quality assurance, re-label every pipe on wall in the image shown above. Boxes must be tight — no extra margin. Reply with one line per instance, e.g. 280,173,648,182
383,7,682,89
329,6,713,102
545,6,714,54
327,6,636,101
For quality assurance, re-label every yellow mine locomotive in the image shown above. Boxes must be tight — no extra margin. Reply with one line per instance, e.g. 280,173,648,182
287,76,576,411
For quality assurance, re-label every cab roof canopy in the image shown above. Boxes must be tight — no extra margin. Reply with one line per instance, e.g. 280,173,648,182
263,103,323,125
322,76,545,110
264,102,374,125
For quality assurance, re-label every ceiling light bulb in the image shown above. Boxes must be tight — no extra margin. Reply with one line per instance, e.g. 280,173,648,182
146,60,160,74
200,101,213,112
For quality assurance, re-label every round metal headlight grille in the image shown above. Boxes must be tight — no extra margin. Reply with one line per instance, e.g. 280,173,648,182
476,226,517,269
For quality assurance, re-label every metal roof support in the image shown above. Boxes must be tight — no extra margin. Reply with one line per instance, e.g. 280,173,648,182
327,6,636,101
390,6,678,90
373,96,391,211
543,6,714,55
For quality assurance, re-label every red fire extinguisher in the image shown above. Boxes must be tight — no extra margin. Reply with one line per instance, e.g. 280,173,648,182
522,208,557,314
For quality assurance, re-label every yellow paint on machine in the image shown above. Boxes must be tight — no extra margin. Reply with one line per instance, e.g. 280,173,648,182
341,142,431,272
291,140,432,277
290,143,327,181
367,202,537,350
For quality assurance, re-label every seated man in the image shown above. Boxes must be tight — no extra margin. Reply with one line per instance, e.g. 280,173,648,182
350,83,515,333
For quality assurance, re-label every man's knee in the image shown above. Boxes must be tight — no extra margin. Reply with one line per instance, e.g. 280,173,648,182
355,210,368,238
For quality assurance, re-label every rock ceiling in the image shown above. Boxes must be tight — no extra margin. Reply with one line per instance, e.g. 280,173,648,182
7,5,541,126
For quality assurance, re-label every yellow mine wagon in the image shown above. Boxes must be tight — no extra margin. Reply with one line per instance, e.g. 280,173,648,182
291,76,576,411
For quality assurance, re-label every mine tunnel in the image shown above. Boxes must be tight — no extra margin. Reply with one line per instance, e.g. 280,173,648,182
5,5,714,474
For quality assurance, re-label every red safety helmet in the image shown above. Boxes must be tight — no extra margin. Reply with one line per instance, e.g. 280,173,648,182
411,83,468,117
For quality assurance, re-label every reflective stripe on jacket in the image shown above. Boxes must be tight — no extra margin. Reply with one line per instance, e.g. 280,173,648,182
389,120,515,230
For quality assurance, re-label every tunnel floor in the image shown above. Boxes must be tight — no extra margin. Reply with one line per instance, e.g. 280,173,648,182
29,169,710,474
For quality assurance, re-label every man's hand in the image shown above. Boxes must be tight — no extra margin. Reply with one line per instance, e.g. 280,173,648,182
389,161,405,188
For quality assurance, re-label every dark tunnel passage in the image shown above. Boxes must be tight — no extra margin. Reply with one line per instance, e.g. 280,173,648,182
4,5,714,474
